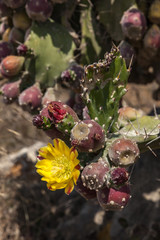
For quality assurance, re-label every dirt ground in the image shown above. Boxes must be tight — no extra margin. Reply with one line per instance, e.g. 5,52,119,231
0,81,160,240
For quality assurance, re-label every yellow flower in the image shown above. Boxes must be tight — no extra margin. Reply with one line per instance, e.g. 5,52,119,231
36,138,80,195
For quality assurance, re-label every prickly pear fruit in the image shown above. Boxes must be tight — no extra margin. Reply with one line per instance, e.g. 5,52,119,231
47,101,79,123
144,24,160,51
13,9,31,31
1,79,21,103
108,138,139,167
0,55,25,77
118,106,143,127
71,120,105,152
119,40,135,67
107,167,129,189
81,159,109,190
74,176,97,200
18,83,42,110
61,64,84,93
0,1,12,17
8,27,24,46
120,8,147,40
97,185,131,211
0,41,14,62
149,0,160,24
25,0,53,22
5,0,26,9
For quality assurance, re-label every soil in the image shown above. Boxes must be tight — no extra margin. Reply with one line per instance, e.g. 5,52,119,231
0,81,160,240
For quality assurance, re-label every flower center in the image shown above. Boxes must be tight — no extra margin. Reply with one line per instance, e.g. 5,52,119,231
51,154,71,180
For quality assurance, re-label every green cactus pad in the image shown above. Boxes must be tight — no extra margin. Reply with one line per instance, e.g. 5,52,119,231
25,20,76,89
120,115,160,143
82,46,129,133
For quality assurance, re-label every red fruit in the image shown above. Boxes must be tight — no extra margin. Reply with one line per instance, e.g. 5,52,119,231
74,177,97,200
97,185,131,211
120,8,147,40
81,159,109,190
108,138,140,167
71,120,105,152
18,83,42,110
25,0,53,22
1,55,25,77
1,79,21,103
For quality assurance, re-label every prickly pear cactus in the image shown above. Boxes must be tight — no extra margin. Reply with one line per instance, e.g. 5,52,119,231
33,46,160,211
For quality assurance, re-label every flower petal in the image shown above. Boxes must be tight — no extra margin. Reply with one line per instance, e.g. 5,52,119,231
65,179,74,195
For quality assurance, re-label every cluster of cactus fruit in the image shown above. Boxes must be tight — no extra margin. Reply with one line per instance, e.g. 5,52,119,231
33,46,160,211
1,0,160,211
119,0,160,92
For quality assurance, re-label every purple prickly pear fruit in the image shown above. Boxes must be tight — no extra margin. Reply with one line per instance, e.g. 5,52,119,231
120,8,147,40
8,27,24,46
5,0,26,9
13,9,31,31
1,79,21,103
82,106,91,120
81,159,109,190
107,167,129,189
0,41,14,62
25,0,53,22
74,176,97,200
47,101,79,123
144,24,160,51
119,40,135,67
0,55,25,77
18,83,42,110
71,120,105,152
61,64,84,93
17,44,28,56
108,138,139,167
149,0,160,24
0,1,12,17
97,185,131,211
